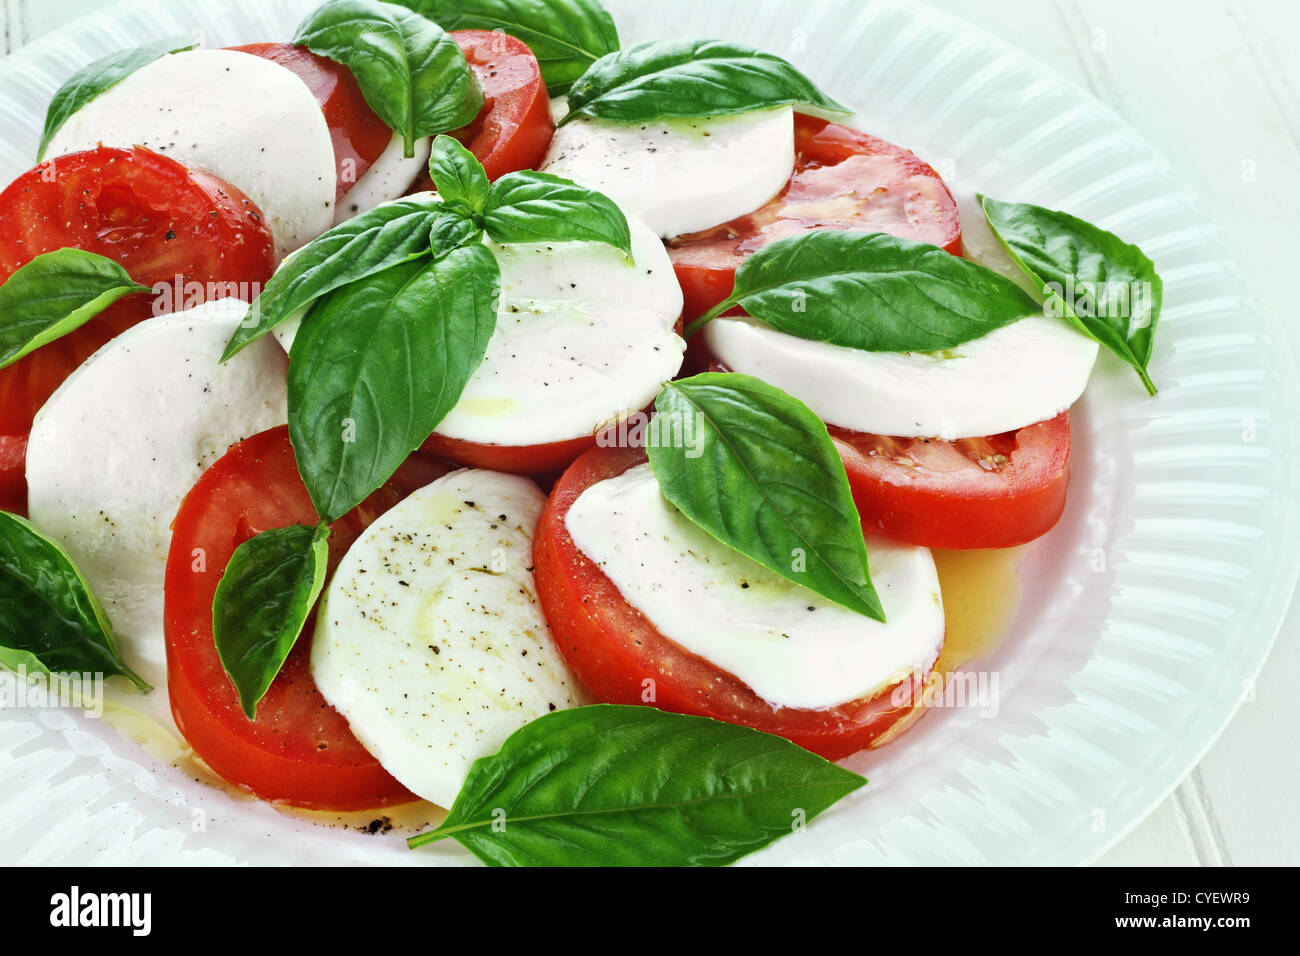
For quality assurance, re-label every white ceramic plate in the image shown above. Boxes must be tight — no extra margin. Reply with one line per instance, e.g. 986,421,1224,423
1,0,1296,866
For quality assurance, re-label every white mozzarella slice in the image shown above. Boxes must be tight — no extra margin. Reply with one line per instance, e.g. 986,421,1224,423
271,306,306,356
548,95,569,126
435,217,684,447
272,190,444,355
565,463,945,710
333,132,432,225
25,299,289,691
311,469,585,808
697,174,1098,439
273,194,684,448
542,106,795,238
703,314,1097,439
952,185,1040,288
46,49,336,260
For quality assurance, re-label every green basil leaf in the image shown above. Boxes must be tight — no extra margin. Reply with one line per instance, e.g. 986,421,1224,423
401,0,619,95
562,38,849,126
212,523,330,720
980,195,1162,395
409,703,865,865
221,197,445,361
647,373,883,621
428,208,485,258
294,0,483,157
689,231,1037,350
288,245,499,522
0,511,149,690
0,646,51,678
37,35,197,161
483,170,631,255
0,249,149,370
428,134,490,214
423,137,629,254
400,0,618,95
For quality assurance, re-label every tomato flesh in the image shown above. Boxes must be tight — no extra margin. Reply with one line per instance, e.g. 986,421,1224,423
669,114,963,319
0,145,275,514
533,444,928,761
164,425,451,810
834,413,1072,550
421,432,597,476
450,30,554,179
408,29,553,193
229,43,391,203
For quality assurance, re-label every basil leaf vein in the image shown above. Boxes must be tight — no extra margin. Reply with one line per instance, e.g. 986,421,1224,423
409,703,865,865
0,249,149,370
648,373,884,621
428,207,486,258
402,0,619,95
221,198,446,361
483,170,631,255
287,245,499,522
563,38,849,126
428,134,491,214
688,230,1038,351
212,523,330,720
294,0,483,157
0,511,149,690
980,194,1162,395
37,35,197,161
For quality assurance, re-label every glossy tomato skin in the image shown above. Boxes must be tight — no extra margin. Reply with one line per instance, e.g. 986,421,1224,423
451,30,554,178
164,425,451,810
229,43,391,202
423,318,683,475
668,114,963,319
421,431,596,476
0,145,275,514
533,444,927,761
409,29,553,191
834,413,1072,550
0,437,26,513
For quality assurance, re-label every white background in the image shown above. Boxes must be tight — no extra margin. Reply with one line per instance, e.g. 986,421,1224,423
3,0,1297,865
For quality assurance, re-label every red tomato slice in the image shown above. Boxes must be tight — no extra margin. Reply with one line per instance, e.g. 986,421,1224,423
164,425,451,810
229,43,391,203
668,114,963,319
421,432,596,476
408,29,553,192
533,444,929,761
420,319,682,476
0,436,26,514
0,145,275,515
449,30,554,179
833,413,1072,550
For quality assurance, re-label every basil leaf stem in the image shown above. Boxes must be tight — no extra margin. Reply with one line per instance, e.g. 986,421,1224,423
409,704,865,866
401,0,619,95
294,0,482,157
980,194,1161,395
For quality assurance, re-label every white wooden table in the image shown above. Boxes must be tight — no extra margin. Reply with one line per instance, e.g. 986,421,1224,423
5,0,1297,866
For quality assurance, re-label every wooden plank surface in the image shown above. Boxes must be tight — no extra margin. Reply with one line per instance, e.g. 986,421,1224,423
4,0,1297,866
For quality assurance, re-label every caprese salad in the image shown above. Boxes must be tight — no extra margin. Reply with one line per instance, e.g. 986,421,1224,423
0,0,1162,867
